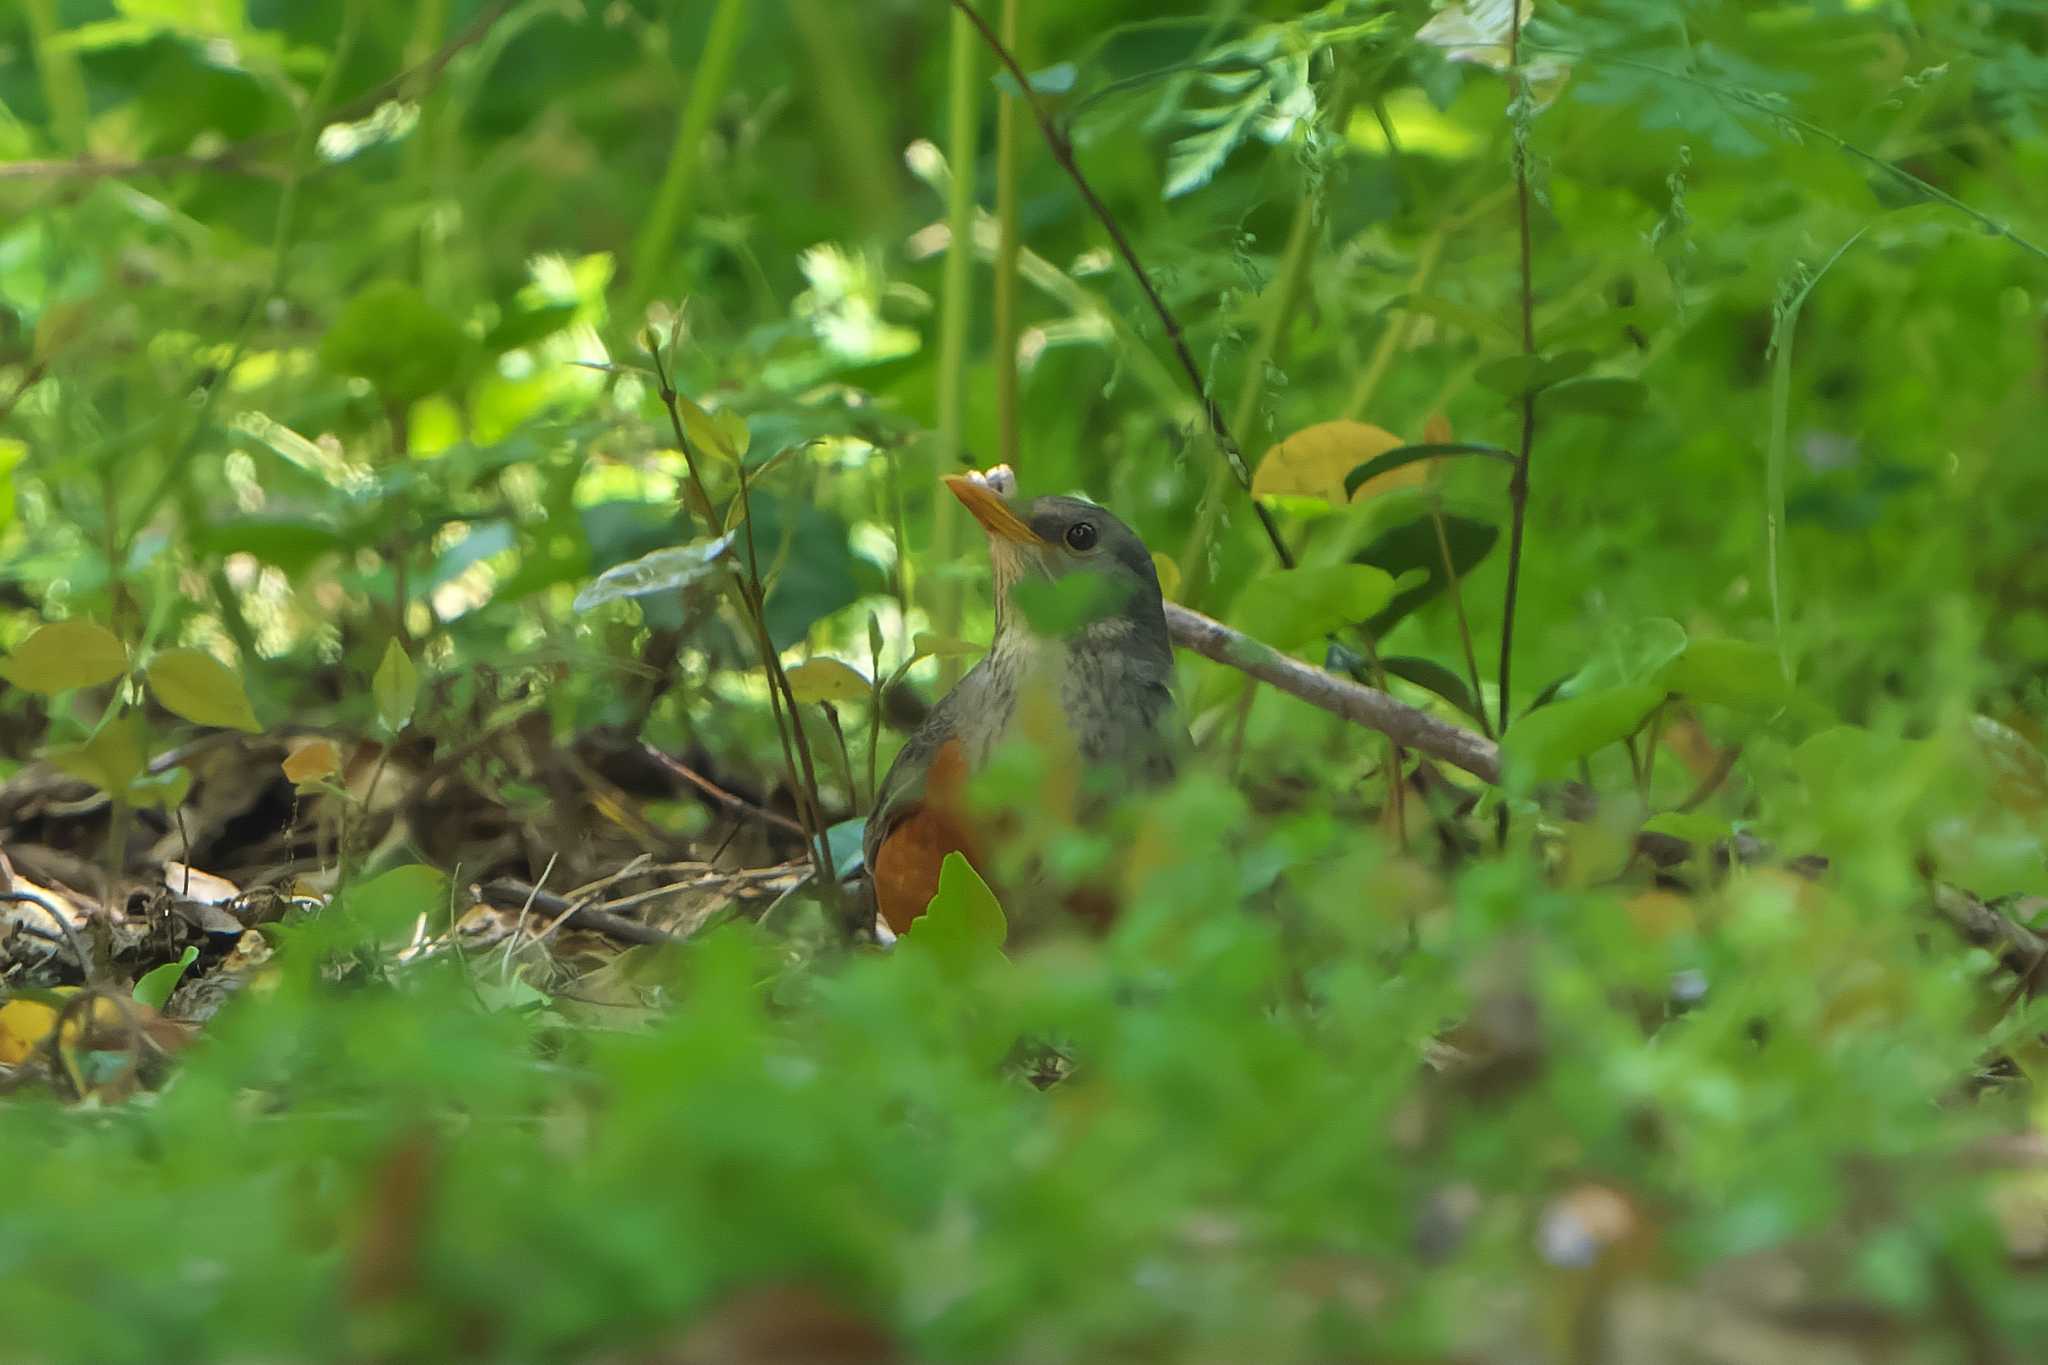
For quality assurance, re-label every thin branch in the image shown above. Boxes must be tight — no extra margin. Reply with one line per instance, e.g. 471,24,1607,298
946,0,1295,571
1495,1,1539,745
639,744,808,837
1928,882,2048,981
1164,603,1501,786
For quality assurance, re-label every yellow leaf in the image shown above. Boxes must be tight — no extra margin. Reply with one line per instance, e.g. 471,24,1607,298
785,658,871,704
282,738,343,786
1151,552,1182,602
0,997,58,1064
1252,420,1418,505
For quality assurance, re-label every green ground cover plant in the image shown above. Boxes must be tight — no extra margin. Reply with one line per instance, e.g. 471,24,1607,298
1,1,2045,1360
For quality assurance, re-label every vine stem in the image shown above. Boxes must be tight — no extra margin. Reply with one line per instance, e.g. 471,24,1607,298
945,0,1294,572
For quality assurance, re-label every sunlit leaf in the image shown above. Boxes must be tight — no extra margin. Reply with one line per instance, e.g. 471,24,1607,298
572,532,736,612
146,649,261,733
1255,420,1409,505
373,640,419,734
912,632,985,659
47,712,147,796
785,657,872,704
0,620,128,694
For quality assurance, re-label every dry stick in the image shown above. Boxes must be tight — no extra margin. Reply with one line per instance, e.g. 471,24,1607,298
479,879,683,948
946,0,1294,572
1165,603,1501,786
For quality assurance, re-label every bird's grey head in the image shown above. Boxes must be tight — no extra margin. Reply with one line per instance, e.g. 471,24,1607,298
945,470,1170,665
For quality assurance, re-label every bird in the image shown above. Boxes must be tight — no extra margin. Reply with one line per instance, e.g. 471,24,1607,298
862,467,1182,936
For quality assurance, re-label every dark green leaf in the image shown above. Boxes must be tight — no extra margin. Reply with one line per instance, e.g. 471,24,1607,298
1342,442,1516,499
1541,376,1649,417
1381,655,1484,723
1354,515,1499,637
318,280,471,405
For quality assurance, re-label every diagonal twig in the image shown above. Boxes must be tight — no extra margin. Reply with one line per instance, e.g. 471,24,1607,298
944,0,1295,572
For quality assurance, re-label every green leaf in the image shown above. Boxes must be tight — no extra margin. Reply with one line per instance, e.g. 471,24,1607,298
146,649,262,733
1656,638,1794,713
1475,349,1593,398
0,620,128,693
713,408,751,460
334,864,451,943
896,852,1007,971
784,657,871,704
47,712,147,797
1354,514,1499,636
1232,565,1398,649
1542,376,1649,417
991,61,1077,96
1012,574,1125,637
126,764,193,813
318,280,470,405
1502,684,1665,788
482,301,578,354
132,946,198,1011
1341,442,1516,499
1564,618,1689,698
912,632,986,659
191,518,348,576
572,533,736,612
673,391,736,461
1381,655,1484,723
373,640,419,734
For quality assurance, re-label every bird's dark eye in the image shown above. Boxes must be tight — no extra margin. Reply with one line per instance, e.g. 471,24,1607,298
1063,521,1098,552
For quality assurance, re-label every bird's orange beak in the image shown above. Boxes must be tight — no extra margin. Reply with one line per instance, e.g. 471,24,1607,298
944,473,1043,545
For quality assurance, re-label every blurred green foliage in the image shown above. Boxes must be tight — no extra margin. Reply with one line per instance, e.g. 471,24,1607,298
2,0,2047,1358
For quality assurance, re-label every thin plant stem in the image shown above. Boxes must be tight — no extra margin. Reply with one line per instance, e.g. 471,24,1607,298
647,343,840,917
1430,502,1492,739
626,0,748,323
1765,226,1867,684
947,0,1295,572
23,0,88,151
1495,1,1539,746
992,0,1025,474
934,10,981,688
